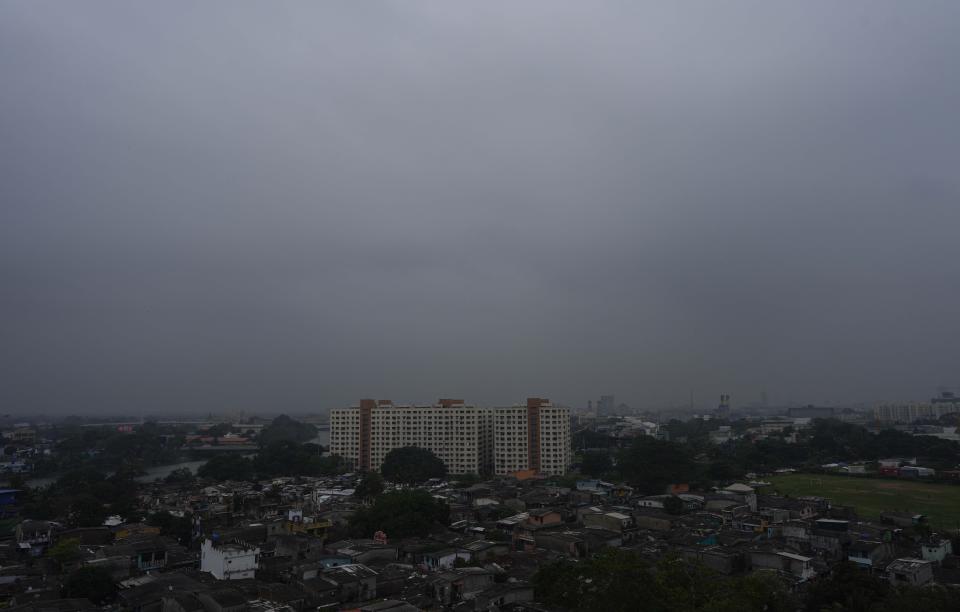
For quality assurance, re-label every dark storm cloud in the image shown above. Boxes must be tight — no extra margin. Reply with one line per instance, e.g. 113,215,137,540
2,1,959,414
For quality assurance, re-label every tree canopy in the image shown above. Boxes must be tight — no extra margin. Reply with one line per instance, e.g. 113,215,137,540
617,437,699,494
63,565,118,605
380,446,447,484
349,489,449,539
259,415,318,445
253,440,347,477
534,549,795,612
354,472,385,500
197,454,255,481
197,442,348,481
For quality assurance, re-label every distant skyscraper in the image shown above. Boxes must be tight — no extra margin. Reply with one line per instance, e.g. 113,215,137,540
330,398,491,474
330,396,570,476
716,394,731,417
597,395,615,417
493,398,570,476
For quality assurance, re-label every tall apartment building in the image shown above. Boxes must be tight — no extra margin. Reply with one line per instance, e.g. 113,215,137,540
493,398,570,476
330,399,492,475
873,402,959,424
330,397,571,477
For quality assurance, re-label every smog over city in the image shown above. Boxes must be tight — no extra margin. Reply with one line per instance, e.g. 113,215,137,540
3,2,959,416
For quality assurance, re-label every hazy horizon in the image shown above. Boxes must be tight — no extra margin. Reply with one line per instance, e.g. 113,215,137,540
3,2,959,415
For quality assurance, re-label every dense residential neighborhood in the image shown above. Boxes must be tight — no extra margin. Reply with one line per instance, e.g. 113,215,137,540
0,408,957,611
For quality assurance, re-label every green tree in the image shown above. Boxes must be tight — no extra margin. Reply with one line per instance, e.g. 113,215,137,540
147,511,194,545
354,472,385,501
876,585,957,612
48,537,81,567
164,467,195,484
204,422,234,437
254,440,349,477
533,550,794,612
662,496,684,515
63,565,118,604
68,495,107,528
381,446,446,484
617,437,698,494
803,562,888,612
580,451,613,478
197,454,255,481
349,490,449,539
259,415,318,445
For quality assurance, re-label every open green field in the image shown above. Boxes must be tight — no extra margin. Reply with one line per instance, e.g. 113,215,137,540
765,473,960,528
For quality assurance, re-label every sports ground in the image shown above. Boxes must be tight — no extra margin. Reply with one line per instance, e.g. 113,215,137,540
764,473,960,528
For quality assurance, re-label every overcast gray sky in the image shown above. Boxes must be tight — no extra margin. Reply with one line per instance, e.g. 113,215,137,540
2,1,959,415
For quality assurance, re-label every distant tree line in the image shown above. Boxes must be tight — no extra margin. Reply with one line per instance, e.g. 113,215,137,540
534,552,957,612
197,440,348,481
577,418,960,493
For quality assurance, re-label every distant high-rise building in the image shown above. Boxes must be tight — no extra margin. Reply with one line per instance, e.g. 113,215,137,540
716,394,731,417
597,395,615,417
329,398,492,474
329,396,570,477
493,398,570,476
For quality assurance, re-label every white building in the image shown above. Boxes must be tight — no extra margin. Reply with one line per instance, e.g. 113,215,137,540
493,398,570,476
330,399,492,474
200,538,260,580
330,397,570,476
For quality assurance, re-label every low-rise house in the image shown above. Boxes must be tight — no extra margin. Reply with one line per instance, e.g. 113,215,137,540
201,538,260,580
161,592,205,612
428,568,495,605
0,489,20,518
463,540,509,562
757,496,820,520
495,513,529,530
358,601,418,612
328,539,398,565
132,538,169,572
750,550,816,580
198,589,249,612
100,537,169,573
780,520,810,550
271,534,322,562
898,466,935,479
420,548,471,570
679,546,743,575
921,538,953,563
887,558,934,586
322,564,377,603
632,509,673,532
15,521,54,556
880,512,925,528
847,540,890,570
525,508,562,528
582,511,635,538
296,576,340,608
533,531,588,558
722,484,757,511
470,582,535,611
